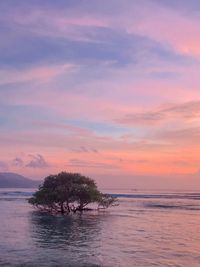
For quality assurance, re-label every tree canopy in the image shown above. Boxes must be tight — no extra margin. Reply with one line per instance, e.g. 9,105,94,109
29,172,117,214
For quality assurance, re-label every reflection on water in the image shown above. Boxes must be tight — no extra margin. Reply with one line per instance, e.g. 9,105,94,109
30,211,102,248
29,211,105,266
1,189,200,266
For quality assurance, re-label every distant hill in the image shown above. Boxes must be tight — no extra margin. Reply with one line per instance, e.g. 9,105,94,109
0,172,41,188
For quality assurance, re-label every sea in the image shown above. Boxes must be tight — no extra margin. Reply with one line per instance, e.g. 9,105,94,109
1,188,200,267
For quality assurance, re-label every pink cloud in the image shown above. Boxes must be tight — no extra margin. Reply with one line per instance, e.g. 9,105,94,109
5,7,108,43
116,101,200,126
0,64,75,85
123,2,200,56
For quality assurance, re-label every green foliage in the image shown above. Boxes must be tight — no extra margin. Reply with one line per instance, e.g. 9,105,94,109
29,172,117,214
98,194,118,209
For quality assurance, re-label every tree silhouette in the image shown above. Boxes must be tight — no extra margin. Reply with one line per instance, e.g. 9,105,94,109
29,172,117,214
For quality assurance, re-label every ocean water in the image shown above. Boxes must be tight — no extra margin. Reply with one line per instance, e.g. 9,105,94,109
1,189,200,267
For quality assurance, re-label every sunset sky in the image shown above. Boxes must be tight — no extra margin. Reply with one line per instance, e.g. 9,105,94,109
1,0,200,189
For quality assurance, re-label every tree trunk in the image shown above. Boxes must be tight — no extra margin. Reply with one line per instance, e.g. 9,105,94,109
60,203,64,214
66,202,70,213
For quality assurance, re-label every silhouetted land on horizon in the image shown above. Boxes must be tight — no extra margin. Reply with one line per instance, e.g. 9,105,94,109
0,172,40,188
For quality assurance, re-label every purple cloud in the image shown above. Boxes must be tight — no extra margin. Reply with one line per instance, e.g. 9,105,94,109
72,146,99,153
26,154,49,168
116,101,200,126
12,157,24,167
67,158,117,169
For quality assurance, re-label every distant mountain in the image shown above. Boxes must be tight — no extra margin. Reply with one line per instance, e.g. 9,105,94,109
0,172,41,188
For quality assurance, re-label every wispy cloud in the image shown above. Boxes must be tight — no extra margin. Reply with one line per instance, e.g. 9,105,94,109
12,157,24,167
67,158,118,169
1,0,200,187
26,154,49,168
116,101,200,126
72,146,99,153
0,64,75,85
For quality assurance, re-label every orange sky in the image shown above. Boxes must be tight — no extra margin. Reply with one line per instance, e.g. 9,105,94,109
1,0,200,189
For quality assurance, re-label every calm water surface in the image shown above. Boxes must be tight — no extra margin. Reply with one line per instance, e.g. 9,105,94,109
1,189,200,267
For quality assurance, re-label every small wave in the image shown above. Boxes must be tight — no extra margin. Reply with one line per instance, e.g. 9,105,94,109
144,203,200,210
0,191,34,198
0,198,25,201
110,193,200,201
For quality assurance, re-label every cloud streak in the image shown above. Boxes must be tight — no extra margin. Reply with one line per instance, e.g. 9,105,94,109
116,101,200,126
1,1,200,187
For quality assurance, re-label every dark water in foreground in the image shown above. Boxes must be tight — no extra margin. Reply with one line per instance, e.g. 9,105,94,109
1,189,200,267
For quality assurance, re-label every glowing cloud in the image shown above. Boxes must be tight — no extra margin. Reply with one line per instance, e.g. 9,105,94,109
1,0,200,188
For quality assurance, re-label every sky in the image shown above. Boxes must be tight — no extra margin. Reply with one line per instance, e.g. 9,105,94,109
1,0,200,189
